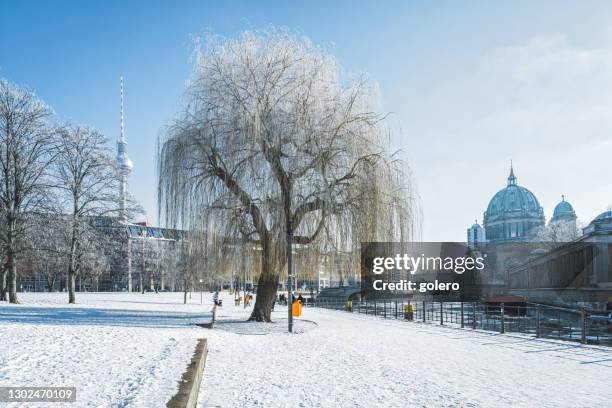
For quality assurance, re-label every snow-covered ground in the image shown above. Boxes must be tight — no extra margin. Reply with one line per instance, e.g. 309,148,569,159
1,292,612,408
0,292,210,408
200,292,612,408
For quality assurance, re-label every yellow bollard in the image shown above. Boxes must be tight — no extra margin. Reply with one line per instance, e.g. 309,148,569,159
404,303,414,321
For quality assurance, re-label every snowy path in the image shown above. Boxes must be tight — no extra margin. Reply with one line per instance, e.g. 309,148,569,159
0,292,210,408
1,292,611,407
199,294,612,408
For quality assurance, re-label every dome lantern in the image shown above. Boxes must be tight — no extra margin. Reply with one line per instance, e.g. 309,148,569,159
507,162,517,186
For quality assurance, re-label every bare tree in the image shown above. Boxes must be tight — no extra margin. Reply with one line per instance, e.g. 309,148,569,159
0,194,3,295
534,219,585,248
160,240,180,291
0,79,56,303
52,125,119,303
158,30,418,321
133,237,149,294
24,213,70,292
148,237,179,293
0,242,4,294
80,244,111,292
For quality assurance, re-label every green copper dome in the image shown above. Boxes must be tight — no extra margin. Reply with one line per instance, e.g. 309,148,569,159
483,166,545,242
593,210,612,222
551,195,576,222
486,168,542,216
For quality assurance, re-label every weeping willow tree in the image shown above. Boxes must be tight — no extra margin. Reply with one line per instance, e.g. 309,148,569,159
158,29,419,322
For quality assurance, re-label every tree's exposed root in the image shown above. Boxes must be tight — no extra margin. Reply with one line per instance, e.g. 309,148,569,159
248,312,272,322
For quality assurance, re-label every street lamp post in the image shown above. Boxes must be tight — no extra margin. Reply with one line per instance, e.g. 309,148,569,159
287,220,293,333
243,248,247,309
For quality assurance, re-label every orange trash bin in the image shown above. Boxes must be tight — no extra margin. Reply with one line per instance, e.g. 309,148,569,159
292,300,302,317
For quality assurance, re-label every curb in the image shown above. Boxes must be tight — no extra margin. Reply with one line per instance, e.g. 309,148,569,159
166,338,208,408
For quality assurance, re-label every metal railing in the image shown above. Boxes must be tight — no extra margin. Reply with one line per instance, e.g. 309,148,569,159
312,297,612,346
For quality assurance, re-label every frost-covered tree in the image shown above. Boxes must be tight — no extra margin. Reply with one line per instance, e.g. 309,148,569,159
80,244,110,292
131,236,157,294
0,79,56,303
156,240,179,291
0,245,4,293
52,125,119,303
534,220,584,245
158,30,418,321
24,212,114,292
24,214,69,292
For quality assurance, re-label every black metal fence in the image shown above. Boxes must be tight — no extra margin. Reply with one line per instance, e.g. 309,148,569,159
313,297,612,346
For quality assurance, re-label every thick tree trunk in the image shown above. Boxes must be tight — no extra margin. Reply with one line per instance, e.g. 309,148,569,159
7,253,18,304
68,220,78,304
183,279,187,304
127,239,132,292
249,241,279,322
5,218,18,303
0,265,6,301
68,271,76,303
249,272,279,322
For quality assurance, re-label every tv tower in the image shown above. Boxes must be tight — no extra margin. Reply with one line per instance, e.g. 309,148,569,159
117,76,133,224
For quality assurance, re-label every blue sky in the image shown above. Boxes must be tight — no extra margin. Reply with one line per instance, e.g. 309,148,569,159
2,1,611,240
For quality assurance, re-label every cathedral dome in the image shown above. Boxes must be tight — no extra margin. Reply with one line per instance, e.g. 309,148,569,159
551,195,576,223
592,210,612,222
591,210,612,222
582,209,612,236
485,167,542,217
486,185,542,217
483,166,545,243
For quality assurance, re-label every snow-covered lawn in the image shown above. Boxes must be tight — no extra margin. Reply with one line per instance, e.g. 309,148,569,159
2,292,612,407
0,292,210,408
200,292,612,408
